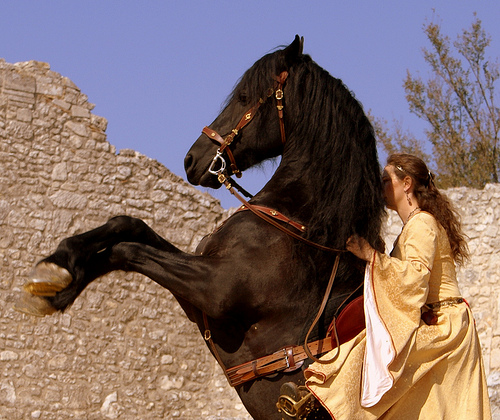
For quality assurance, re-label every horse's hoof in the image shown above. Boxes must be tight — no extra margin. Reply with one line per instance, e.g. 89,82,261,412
13,292,57,317
23,262,73,297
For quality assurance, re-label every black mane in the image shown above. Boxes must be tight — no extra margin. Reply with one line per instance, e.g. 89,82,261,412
291,58,384,249
231,48,385,250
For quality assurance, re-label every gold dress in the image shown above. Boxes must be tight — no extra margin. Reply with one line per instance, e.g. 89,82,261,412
305,212,491,419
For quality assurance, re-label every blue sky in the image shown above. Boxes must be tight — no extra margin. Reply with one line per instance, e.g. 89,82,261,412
2,1,499,208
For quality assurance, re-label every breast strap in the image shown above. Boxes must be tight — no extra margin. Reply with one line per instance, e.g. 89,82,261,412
235,204,306,233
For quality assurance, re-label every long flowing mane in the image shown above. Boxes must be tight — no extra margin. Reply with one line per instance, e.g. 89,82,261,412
292,59,384,249
231,48,385,250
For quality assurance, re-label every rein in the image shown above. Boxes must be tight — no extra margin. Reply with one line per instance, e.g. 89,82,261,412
200,70,354,387
224,178,345,254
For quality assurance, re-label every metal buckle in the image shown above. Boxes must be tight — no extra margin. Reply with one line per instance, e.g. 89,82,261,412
283,348,290,369
208,151,226,176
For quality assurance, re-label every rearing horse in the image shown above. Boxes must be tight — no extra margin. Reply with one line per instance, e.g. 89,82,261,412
17,36,384,419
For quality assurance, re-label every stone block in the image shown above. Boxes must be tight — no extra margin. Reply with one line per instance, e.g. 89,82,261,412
4,71,35,93
36,83,63,96
51,162,68,181
16,108,32,122
64,120,88,137
71,105,90,118
49,190,88,209
52,99,71,111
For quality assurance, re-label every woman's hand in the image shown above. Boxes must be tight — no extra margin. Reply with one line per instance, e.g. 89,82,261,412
346,235,375,262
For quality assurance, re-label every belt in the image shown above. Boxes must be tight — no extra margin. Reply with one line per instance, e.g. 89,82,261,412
426,297,464,310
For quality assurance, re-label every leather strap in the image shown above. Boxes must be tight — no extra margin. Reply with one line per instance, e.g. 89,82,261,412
303,254,341,364
202,126,242,178
202,96,262,178
223,177,345,254
204,307,334,387
275,71,288,144
236,204,306,233
225,338,333,387
203,312,232,383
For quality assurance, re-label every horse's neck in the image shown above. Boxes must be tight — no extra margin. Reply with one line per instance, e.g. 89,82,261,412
253,157,321,224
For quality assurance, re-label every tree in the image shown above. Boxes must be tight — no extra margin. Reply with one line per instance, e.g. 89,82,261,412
377,15,500,189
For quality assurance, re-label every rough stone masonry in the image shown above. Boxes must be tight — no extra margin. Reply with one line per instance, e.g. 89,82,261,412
0,59,499,419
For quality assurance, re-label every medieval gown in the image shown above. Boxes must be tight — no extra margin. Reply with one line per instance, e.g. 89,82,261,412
305,211,491,419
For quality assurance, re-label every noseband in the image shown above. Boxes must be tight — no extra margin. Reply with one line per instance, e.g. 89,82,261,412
202,71,288,182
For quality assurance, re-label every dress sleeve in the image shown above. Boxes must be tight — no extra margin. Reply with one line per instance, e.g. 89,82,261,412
361,214,439,407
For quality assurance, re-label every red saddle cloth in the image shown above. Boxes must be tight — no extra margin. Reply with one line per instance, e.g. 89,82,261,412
327,295,365,347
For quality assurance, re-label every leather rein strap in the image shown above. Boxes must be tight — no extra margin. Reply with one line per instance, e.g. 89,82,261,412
223,178,345,254
236,204,306,233
201,70,349,387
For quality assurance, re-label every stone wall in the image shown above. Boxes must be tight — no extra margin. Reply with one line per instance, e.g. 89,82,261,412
0,59,250,420
0,59,498,419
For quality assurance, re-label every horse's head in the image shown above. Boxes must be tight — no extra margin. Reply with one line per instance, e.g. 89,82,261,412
186,35,384,250
185,35,304,188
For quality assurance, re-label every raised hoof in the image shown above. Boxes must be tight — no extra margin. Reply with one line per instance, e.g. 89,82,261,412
13,292,57,317
23,262,73,297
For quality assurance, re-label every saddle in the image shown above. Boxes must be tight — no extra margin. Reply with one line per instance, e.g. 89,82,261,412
327,295,365,347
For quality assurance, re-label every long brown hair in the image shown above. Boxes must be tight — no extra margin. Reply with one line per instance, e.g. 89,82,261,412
387,153,469,265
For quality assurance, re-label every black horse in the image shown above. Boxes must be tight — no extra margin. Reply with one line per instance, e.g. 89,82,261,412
17,36,384,419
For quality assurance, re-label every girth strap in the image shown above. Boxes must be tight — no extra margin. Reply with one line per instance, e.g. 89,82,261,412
203,308,334,387
225,338,333,387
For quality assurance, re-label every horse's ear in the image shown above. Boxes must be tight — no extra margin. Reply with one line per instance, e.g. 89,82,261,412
284,35,304,67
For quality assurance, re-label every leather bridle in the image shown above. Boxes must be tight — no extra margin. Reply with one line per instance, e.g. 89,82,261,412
202,71,288,182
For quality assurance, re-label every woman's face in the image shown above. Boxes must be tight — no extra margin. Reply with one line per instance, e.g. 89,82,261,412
382,165,406,211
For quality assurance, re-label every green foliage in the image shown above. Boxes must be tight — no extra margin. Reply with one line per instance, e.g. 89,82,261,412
376,15,500,188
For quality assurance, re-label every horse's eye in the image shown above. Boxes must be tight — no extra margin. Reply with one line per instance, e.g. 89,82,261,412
238,91,248,105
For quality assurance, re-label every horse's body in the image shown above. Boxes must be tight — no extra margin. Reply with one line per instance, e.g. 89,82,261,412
19,36,384,419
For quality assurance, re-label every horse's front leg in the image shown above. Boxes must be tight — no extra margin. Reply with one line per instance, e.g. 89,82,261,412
106,241,230,319
15,215,179,316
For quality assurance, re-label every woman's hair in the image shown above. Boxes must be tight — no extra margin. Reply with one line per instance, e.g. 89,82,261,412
387,153,469,265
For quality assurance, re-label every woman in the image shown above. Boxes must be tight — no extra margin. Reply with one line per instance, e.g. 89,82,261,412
305,154,491,419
